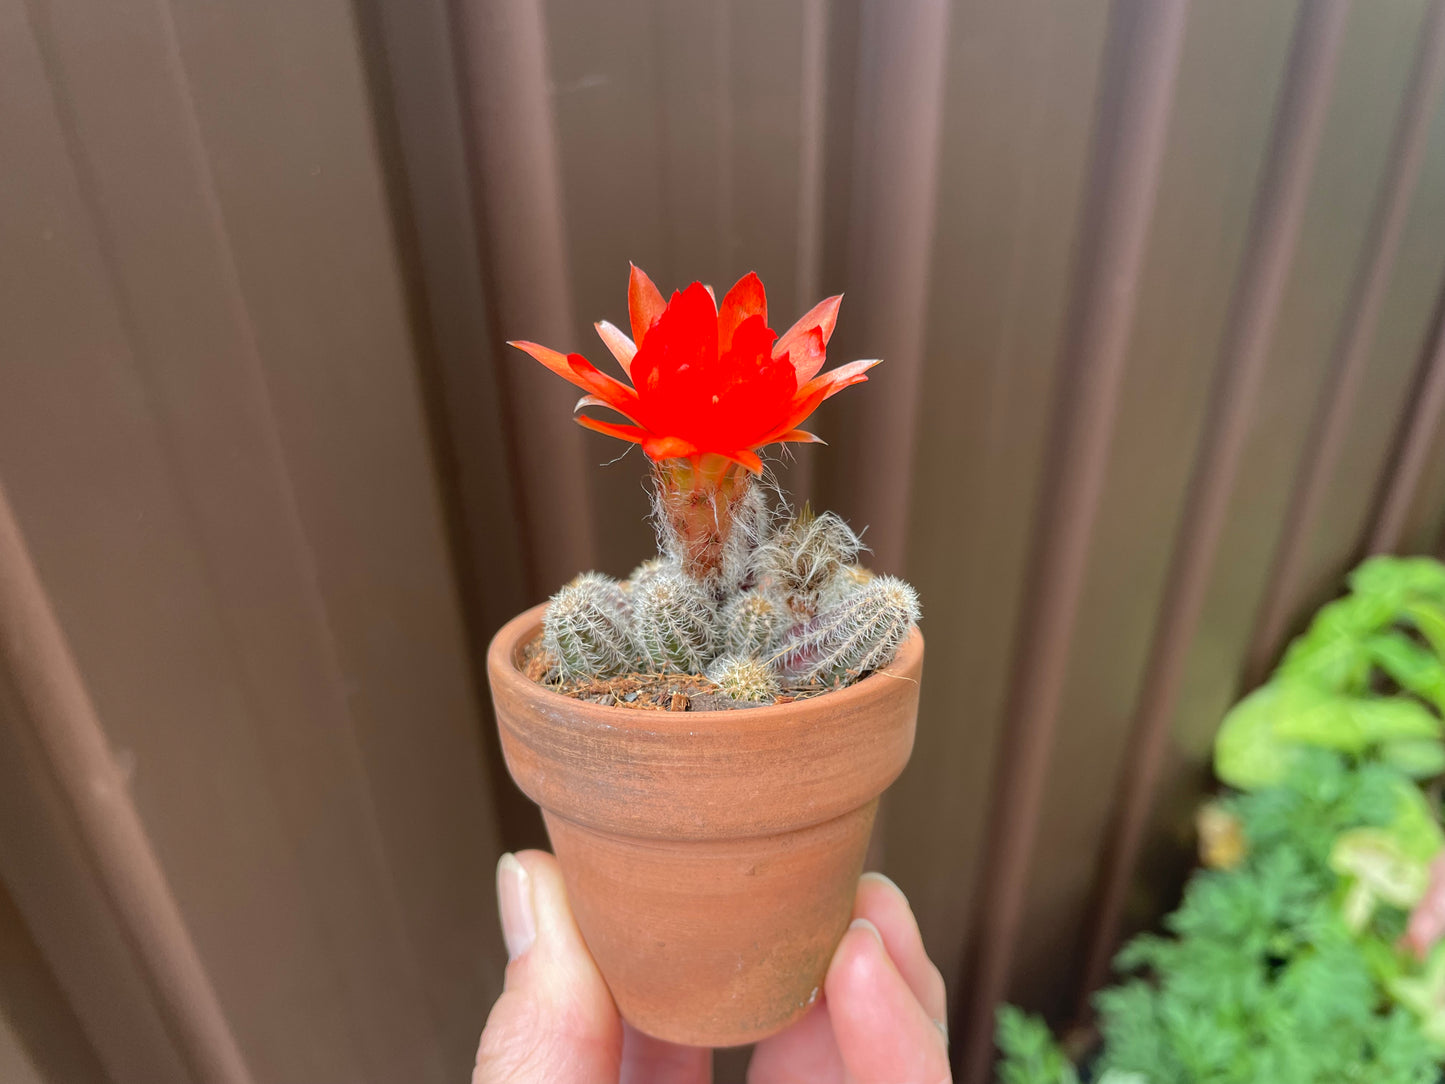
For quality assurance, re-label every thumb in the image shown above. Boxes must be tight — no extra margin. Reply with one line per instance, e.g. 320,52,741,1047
474,851,622,1084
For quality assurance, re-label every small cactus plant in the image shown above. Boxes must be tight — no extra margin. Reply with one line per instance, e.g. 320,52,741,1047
721,589,786,657
778,575,921,686
707,655,781,704
543,572,637,682
516,264,918,703
633,568,716,673
757,506,864,617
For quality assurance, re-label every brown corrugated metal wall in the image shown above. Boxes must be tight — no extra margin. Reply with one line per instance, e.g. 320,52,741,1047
5,0,1445,1080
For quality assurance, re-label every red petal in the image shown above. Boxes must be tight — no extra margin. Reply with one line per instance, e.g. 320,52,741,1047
641,434,700,461
752,387,828,447
776,326,825,383
594,320,637,378
628,264,666,346
717,271,768,354
576,415,648,444
510,339,575,381
774,295,842,379
723,448,765,473
774,429,824,444
565,353,644,416
574,394,642,424
797,357,879,403
749,359,875,446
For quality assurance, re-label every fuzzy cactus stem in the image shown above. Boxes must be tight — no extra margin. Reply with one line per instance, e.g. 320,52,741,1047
652,454,756,591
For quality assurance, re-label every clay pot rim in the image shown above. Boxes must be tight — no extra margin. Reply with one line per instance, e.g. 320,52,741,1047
490,602,923,726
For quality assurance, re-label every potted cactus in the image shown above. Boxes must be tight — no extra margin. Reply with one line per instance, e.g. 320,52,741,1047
486,265,924,1047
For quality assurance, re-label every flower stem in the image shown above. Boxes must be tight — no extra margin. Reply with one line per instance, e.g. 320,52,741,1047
652,455,753,588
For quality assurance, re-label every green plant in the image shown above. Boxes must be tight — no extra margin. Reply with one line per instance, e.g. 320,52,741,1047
996,556,1445,1084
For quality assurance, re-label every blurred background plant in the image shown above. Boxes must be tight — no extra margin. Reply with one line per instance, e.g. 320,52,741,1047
998,556,1445,1083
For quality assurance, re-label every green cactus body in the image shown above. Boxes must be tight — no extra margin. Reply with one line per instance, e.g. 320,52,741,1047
780,574,919,685
632,568,717,673
722,589,785,657
759,507,864,617
624,556,678,602
543,572,638,681
707,654,781,703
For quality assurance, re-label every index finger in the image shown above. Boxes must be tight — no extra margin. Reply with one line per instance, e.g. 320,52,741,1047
854,872,948,1030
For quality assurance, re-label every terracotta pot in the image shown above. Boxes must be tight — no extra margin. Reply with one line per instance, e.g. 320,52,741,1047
487,603,923,1047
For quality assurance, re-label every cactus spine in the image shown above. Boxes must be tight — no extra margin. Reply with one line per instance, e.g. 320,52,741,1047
539,488,918,697
544,572,637,681
780,575,920,685
707,655,780,704
758,506,864,617
633,568,716,673
722,589,786,657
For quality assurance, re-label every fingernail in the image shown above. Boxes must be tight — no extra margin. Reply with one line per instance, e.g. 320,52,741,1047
860,870,906,900
497,853,536,961
849,917,884,946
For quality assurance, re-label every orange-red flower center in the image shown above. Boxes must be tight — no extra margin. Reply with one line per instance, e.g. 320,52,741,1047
628,283,797,454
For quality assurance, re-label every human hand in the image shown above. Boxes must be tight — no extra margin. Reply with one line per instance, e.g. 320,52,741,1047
474,850,951,1084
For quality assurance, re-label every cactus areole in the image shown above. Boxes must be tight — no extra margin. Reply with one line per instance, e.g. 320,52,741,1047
492,265,925,1045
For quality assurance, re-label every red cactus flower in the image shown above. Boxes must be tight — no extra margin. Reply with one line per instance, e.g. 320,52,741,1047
510,265,878,473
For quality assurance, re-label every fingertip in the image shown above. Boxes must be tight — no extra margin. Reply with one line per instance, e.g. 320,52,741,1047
854,872,948,1027
860,870,905,896
477,851,622,1083
849,916,884,945
826,919,949,1084
826,920,890,1001
501,851,616,1024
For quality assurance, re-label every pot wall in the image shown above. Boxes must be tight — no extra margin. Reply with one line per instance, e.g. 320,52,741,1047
488,604,923,1045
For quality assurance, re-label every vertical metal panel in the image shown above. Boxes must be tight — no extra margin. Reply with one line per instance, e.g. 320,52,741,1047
783,0,830,506
450,0,596,593
3,0,507,1082
351,0,543,852
1078,0,1349,1002
0,484,254,1084
0,880,108,1084
956,3,1191,1080
1369,276,1445,553
8,1,1445,1082
818,0,951,573
350,0,531,625
0,1013,45,1084
885,0,1116,1012
1246,0,1445,682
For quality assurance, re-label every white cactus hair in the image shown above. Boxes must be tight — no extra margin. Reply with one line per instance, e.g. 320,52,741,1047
707,654,780,704
721,589,786,657
779,574,920,685
632,566,717,673
757,505,865,616
543,572,638,681
651,467,780,596
540,472,918,696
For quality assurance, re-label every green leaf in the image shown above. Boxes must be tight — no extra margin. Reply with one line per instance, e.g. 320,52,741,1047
1214,683,1317,789
1367,630,1445,713
1346,696,1442,745
1403,599,1445,660
1329,828,1430,909
1351,555,1445,606
1379,738,1445,779
994,1006,1078,1084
